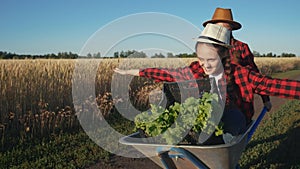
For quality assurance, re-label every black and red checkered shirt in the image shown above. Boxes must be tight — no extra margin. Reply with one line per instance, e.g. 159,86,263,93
230,38,270,119
230,38,259,71
139,61,300,121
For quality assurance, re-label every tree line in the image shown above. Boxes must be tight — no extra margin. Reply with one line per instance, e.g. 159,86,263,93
253,51,296,57
0,50,197,59
0,51,79,59
0,50,297,59
112,50,197,58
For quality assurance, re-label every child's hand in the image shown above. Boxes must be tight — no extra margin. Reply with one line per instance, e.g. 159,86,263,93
264,101,272,111
113,68,139,76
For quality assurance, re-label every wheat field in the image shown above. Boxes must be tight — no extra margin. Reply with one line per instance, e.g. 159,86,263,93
0,57,299,145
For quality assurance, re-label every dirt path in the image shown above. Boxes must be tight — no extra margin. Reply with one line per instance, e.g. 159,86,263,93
87,73,300,169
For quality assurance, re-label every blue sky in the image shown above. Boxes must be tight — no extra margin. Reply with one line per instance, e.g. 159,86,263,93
1,0,300,56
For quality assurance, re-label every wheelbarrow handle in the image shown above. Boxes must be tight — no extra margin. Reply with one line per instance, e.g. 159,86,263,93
157,147,209,169
247,107,268,142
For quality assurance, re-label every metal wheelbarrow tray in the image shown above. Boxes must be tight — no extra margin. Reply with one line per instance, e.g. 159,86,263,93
119,120,256,169
119,79,267,169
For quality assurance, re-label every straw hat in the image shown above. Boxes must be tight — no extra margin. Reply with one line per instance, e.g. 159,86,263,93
203,7,242,30
196,23,232,48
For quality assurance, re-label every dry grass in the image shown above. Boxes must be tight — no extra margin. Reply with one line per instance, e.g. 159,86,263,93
254,57,300,75
0,57,299,146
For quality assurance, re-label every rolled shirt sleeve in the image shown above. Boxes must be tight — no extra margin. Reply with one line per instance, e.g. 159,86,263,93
139,61,205,82
234,65,300,101
249,71,300,100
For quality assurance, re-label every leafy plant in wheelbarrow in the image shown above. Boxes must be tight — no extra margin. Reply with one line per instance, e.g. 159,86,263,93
134,92,224,145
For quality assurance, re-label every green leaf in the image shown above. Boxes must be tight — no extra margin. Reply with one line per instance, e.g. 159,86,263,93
134,92,223,145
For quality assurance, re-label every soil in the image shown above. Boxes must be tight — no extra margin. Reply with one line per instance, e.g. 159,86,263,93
87,74,300,169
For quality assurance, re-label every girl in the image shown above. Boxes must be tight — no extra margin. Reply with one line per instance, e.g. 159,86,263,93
114,23,300,143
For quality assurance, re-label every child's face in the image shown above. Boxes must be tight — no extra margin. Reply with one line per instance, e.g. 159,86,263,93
196,43,224,76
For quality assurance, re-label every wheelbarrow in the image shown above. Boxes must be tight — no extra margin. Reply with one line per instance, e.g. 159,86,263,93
119,78,267,169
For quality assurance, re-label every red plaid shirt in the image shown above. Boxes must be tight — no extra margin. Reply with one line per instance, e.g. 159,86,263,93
230,38,270,119
139,61,300,121
230,38,259,71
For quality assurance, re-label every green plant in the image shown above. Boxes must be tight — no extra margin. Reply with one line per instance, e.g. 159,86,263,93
134,92,223,145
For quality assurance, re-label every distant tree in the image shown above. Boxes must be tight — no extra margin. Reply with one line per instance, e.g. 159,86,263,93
87,53,92,58
265,52,276,57
69,52,79,59
281,53,296,57
253,51,261,57
167,52,175,58
176,53,193,58
127,50,135,57
114,52,119,58
151,53,165,58
191,52,197,58
120,51,126,58
0,51,6,59
93,52,101,58
128,51,147,58
50,53,56,58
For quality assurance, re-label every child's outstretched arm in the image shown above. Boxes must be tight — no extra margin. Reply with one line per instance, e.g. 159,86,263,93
113,68,139,76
